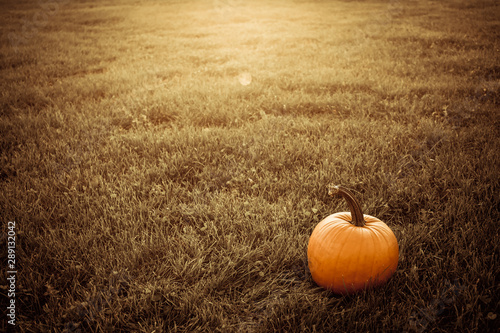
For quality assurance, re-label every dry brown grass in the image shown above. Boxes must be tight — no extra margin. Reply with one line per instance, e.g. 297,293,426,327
1,0,499,332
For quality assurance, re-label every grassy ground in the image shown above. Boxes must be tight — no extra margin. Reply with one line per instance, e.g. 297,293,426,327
1,0,499,331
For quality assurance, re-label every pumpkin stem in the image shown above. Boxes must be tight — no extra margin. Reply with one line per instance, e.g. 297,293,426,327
327,184,366,227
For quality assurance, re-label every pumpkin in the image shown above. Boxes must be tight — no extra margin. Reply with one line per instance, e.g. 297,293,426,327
307,184,399,295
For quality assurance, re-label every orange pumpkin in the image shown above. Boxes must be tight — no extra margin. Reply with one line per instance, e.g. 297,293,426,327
307,185,399,295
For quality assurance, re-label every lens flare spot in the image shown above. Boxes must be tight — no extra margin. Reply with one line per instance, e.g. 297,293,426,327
238,72,252,86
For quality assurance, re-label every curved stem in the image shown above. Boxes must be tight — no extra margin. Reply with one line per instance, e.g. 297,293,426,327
327,184,366,227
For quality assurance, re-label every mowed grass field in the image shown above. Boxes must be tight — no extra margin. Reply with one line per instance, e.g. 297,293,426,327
1,0,499,331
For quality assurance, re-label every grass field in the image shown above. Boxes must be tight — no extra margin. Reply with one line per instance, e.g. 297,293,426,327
1,0,499,331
